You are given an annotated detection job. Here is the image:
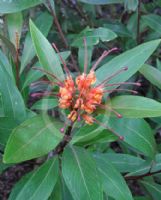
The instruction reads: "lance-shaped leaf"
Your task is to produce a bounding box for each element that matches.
[20,12,53,73]
[107,117,156,158]
[142,14,161,35]
[96,39,161,86]
[72,27,117,47]
[0,0,44,14]
[140,64,161,90]
[9,157,59,200]
[140,181,161,200]
[6,12,23,47]
[0,65,26,121]
[78,0,124,5]
[3,115,63,163]
[30,20,65,81]
[94,154,133,200]
[62,146,103,200]
[107,95,161,118]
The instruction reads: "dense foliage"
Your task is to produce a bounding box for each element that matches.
[1,0,161,199]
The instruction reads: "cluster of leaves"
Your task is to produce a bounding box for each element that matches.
[1,0,161,200]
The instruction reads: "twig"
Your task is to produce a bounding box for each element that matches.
[46,0,79,72]
[53,124,73,155]
[137,0,141,44]
[125,169,161,180]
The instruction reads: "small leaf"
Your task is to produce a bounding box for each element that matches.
[106,117,156,158]
[6,12,23,47]
[3,115,63,163]
[100,153,146,173]
[0,0,44,14]
[9,157,59,200]
[94,154,133,200]
[20,12,53,73]
[124,0,138,11]
[30,19,65,81]
[72,27,117,47]
[62,146,103,200]
[0,49,14,80]
[0,65,26,122]
[140,180,161,200]
[140,64,161,90]
[142,14,161,35]
[78,0,124,5]
[31,98,58,110]
[108,95,161,118]
[96,39,161,86]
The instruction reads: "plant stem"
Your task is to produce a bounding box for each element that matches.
[137,0,141,44]
[125,169,161,180]
[47,0,79,72]
[54,124,73,155]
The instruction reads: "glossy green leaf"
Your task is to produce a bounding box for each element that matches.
[0,0,44,14]
[124,0,138,11]
[30,20,65,81]
[0,49,14,81]
[3,115,63,163]
[140,181,161,200]
[0,33,17,60]
[20,12,53,74]
[31,98,58,110]
[21,66,44,90]
[72,117,117,145]
[62,146,103,200]
[107,95,161,118]
[104,22,131,37]
[6,12,23,47]
[100,153,145,173]
[106,117,156,158]
[78,0,124,4]
[9,157,59,200]
[94,154,133,200]
[142,14,161,35]
[72,27,117,47]
[0,65,26,122]
[140,64,161,90]
[96,39,161,86]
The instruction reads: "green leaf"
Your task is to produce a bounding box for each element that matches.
[107,95,161,118]
[106,117,156,158]
[94,154,133,200]
[0,0,44,14]
[142,14,161,35]
[31,98,58,110]
[6,12,23,47]
[140,64,161,90]
[0,49,14,81]
[78,0,124,5]
[3,115,63,163]
[21,66,44,90]
[96,39,161,86]
[0,33,17,60]
[62,146,103,200]
[30,19,65,81]
[140,180,161,200]
[0,65,26,121]
[72,27,117,47]
[9,157,59,200]
[20,12,53,74]
[100,153,145,173]
[124,0,138,11]
[71,117,116,145]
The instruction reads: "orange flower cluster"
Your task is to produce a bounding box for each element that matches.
[58,70,103,124]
